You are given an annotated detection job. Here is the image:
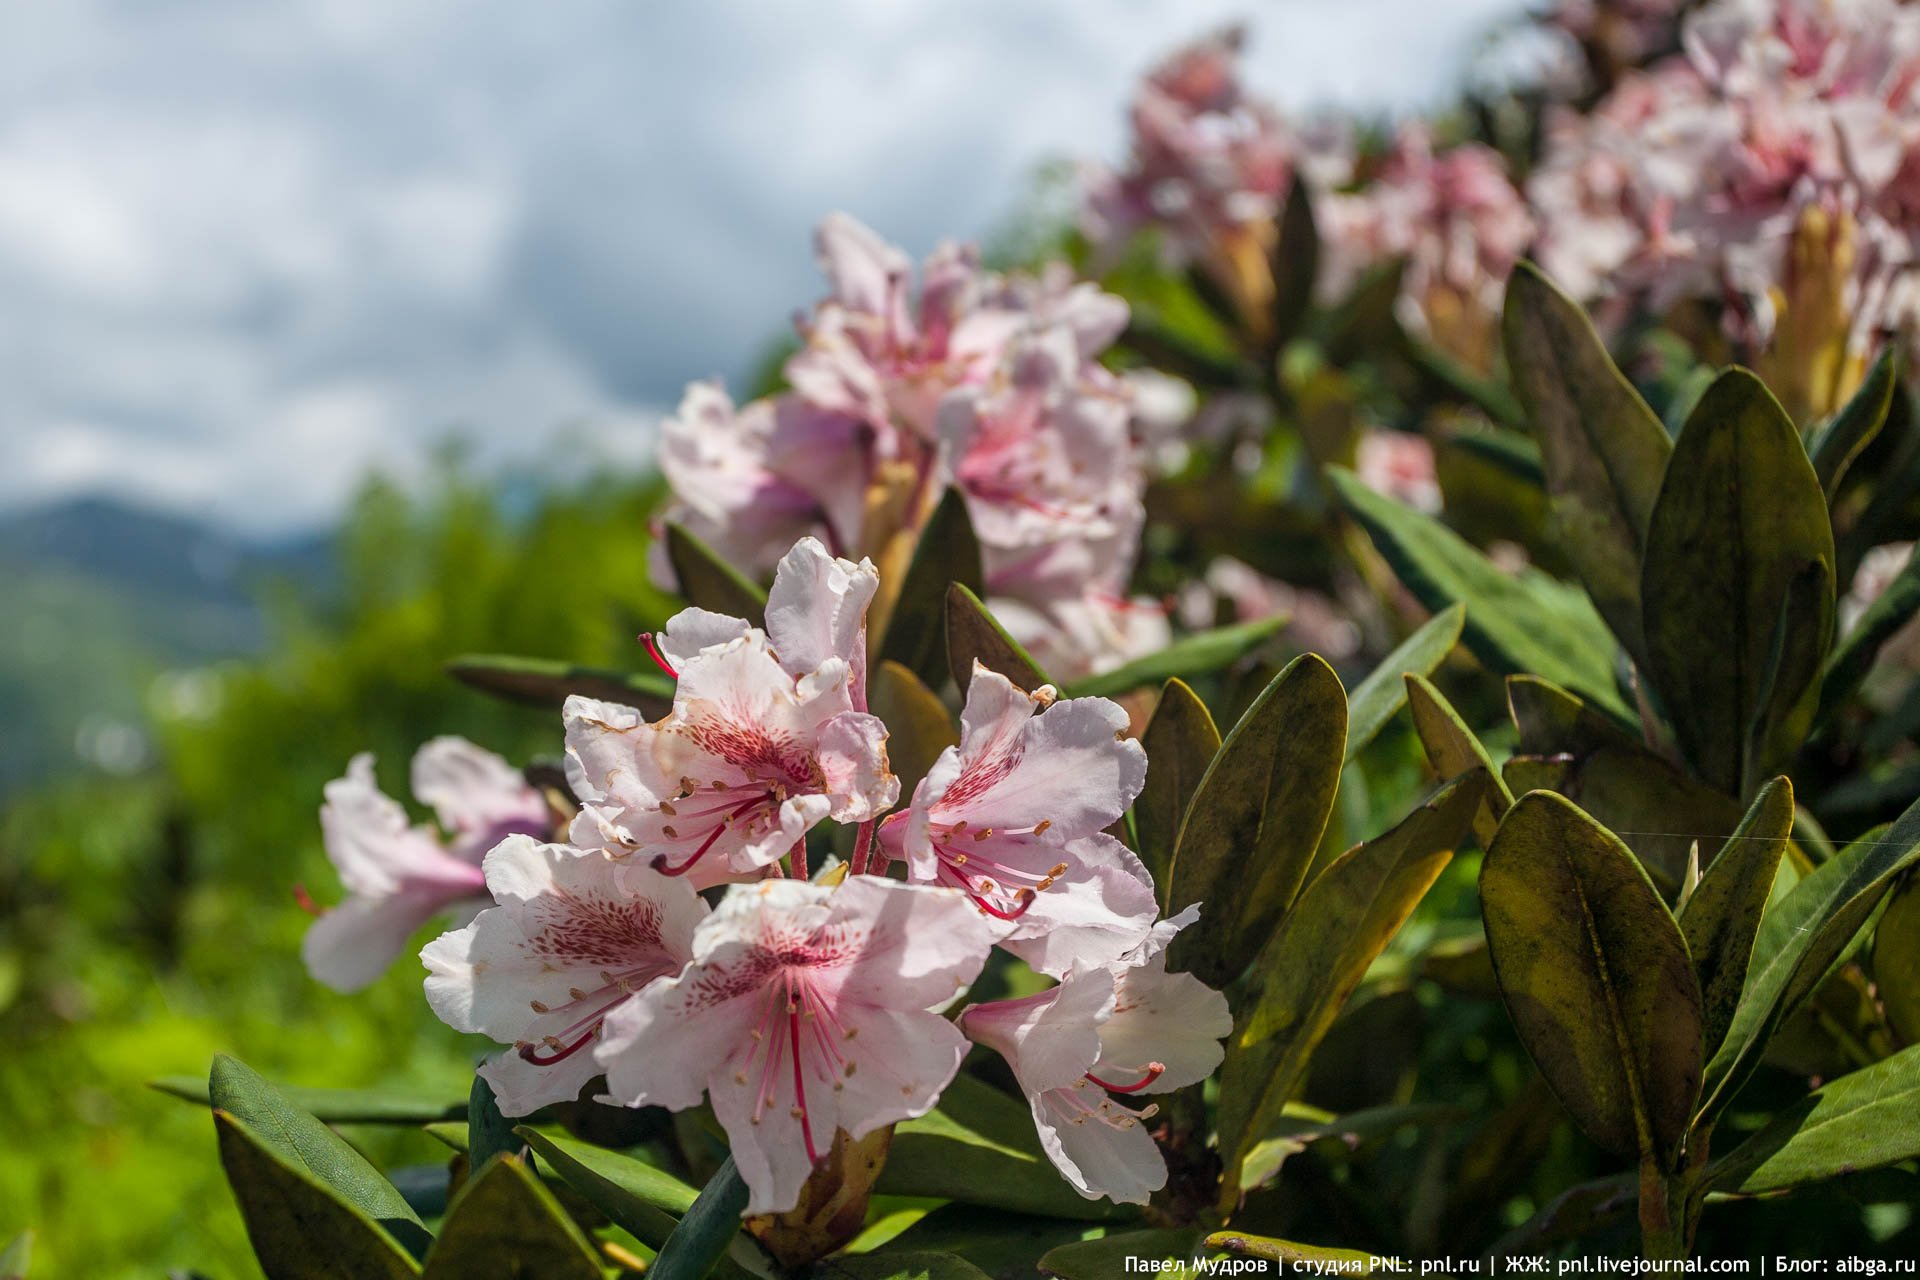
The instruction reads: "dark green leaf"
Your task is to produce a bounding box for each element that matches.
[1810,346,1898,498]
[1641,368,1835,796]
[869,660,958,801]
[1219,773,1484,1189]
[1699,792,1920,1125]
[1679,778,1792,1060]
[877,1206,1095,1280]
[152,1075,465,1125]
[209,1055,431,1257]
[1133,679,1221,893]
[214,1112,421,1279]
[1167,654,1347,985]
[945,584,1048,695]
[445,654,673,715]
[652,1156,753,1280]
[1502,261,1674,668]
[666,521,768,619]
[467,1074,522,1173]
[1480,792,1703,1163]
[1329,466,1628,716]
[1268,174,1319,353]
[1874,874,1920,1045]
[1748,559,1835,782]
[1205,1232,1382,1266]
[1489,1173,1637,1258]
[1407,333,1524,429]
[1821,545,1920,725]
[1708,1043,1920,1194]
[813,1253,996,1280]
[1239,1101,1466,1192]
[422,1155,602,1280]
[1405,673,1513,846]
[1038,1230,1203,1279]
[1063,616,1285,700]
[1343,604,1465,763]
[517,1127,691,1248]
[878,489,983,689]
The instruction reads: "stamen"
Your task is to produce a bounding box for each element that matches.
[638,632,678,678]
[518,1027,598,1066]
[292,884,322,917]
[1086,1062,1166,1094]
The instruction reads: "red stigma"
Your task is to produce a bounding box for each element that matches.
[638,632,679,679]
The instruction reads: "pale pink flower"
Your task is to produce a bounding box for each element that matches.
[303,739,549,993]
[878,665,1156,972]
[957,926,1231,1204]
[1355,428,1443,516]
[567,539,896,890]
[421,836,704,1115]
[597,875,1004,1215]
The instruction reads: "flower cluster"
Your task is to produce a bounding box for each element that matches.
[654,215,1165,680]
[1530,0,1920,417]
[307,538,1227,1215]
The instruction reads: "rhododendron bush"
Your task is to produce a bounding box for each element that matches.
[136,3,1920,1276]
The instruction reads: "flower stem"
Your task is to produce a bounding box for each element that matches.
[849,820,875,877]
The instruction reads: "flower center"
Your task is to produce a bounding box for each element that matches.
[735,968,856,1167]
[516,971,649,1066]
[927,820,1065,921]
[653,787,781,877]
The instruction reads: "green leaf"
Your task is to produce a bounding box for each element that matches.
[1218,772,1484,1189]
[1063,616,1286,700]
[876,1206,1096,1280]
[467,1074,522,1173]
[1205,1232,1382,1266]
[1133,679,1221,894]
[152,1075,465,1124]
[1404,673,1513,846]
[1037,1230,1203,1279]
[1708,1043,1920,1195]
[214,1112,421,1279]
[879,489,983,689]
[209,1055,432,1257]
[869,659,958,801]
[1699,792,1920,1125]
[1503,675,1745,892]
[1810,346,1898,498]
[651,1156,753,1280]
[1641,368,1836,796]
[814,1253,996,1280]
[1,1231,31,1280]
[1821,544,1920,725]
[1407,333,1525,429]
[517,1127,691,1248]
[1342,604,1465,763]
[945,584,1048,695]
[421,1155,602,1280]
[1239,1102,1466,1192]
[1329,466,1628,717]
[666,521,768,619]
[881,1076,1123,1221]
[445,654,674,714]
[1167,654,1347,986]
[1502,261,1673,668]
[1873,874,1920,1045]
[1268,174,1319,353]
[1479,792,1703,1164]
[1678,778,1793,1060]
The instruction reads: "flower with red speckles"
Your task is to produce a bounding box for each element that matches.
[565,538,897,890]
[957,914,1231,1204]
[421,835,705,1115]
[878,664,1158,974]
[596,875,1004,1215]
[303,738,550,993]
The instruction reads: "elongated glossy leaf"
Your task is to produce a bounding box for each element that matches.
[1821,545,1920,725]
[1874,875,1920,1044]
[1489,1173,1637,1258]
[1343,604,1465,763]
[1642,369,1836,796]
[1749,560,1834,782]
[1167,654,1347,985]
[209,1056,431,1257]
[1133,679,1220,893]
[879,1075,1124,1222]
[422,1155,601,1280]
[1269,174,1319,352]
[446,654,673,714]
[945,584,1048,694]
[869,660,957,801]
[1206,1232,1382,1266]
[1480,792,1703,1163]
[1064,615,1286,700]
[652,1157,752,1280]
[517,1127,690,1247]
[1503,261,1673,668]
[1038,1230,1203,1279]
[1811,346,1898,497]
[1679,778,1792,1060]
[214,1112,421,1279]
[153,1075,464,1124]
[816,1254,996,1280]
[1218,772,1483,1189]
[665,521,767,619]
[1239,1101,1465,1192]
[879,488,983,688]
[1699,793,1920,1124]
[1329,466,1627,716]
[1709,1043,1920,1194]
[466,1074,522,1173]
[878,1205,1097,1279]
[1405,673,1513,845]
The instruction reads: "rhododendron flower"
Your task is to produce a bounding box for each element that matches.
[1354,428,1443,516]
[597,875,1004,1214]
[879,665,1157,974]
[421,836,704,1115]
[958,929,1231,1203]
[567,538,897,890]
[304,738,549,993]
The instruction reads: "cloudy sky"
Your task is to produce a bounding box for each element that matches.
[0,0,1528,535]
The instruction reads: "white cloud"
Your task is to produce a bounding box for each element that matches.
[0,0,1524,535]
